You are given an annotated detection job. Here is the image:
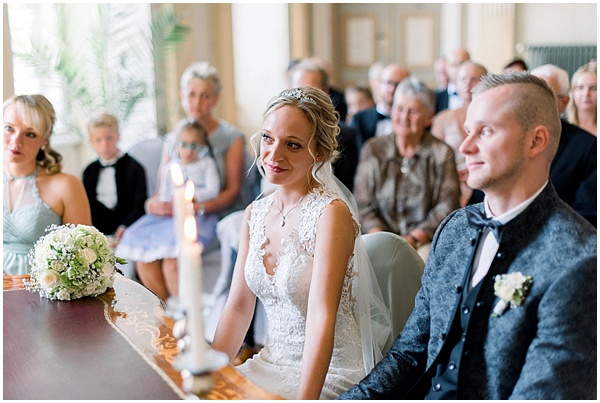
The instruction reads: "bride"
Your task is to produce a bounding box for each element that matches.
[212,87,390,399]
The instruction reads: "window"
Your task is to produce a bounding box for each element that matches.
[7,3,158,150]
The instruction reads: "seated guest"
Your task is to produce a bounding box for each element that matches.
[531,64,597,226]
[353,77,460,261]
[83,112,147,242]
[4,94,91,274]
[290,58,359,191]
[160,61,258,221]
[344,83,375,125]
[503,58,528,73]
[566,62,597,136]
[116,120,220,301]
[435,47,470,114]
[431,61,488,207]
[339,73,597,400]
[351,63,409,148]
[309,55,348,121]
[433,56,449,91]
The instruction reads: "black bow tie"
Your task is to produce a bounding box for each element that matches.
[377,112,389,121]
[100,162,117,169]
[465,205,504,242]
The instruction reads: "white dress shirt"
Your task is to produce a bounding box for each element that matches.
[447,83,463,111]
[96,151,123,210]
[469,182,548,289]
[375,104,393,138]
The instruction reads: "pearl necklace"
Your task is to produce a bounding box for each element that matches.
[275,191,307,227]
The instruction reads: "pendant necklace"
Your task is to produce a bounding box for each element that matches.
[276,191,307,227]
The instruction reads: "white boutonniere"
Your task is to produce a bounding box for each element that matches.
[492,272,533,317]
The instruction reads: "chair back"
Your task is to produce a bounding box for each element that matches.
[362,231,425,353]
[127,138,165,197]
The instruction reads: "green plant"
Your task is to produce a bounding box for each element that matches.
[10,3,189,140]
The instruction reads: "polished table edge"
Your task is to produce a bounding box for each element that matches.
[3,274,283,400]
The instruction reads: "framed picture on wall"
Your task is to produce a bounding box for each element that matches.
[343,14,376,68]
[402,13,436,69]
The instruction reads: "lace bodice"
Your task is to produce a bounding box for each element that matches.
[237,186,365,399]
[3,172,61,274]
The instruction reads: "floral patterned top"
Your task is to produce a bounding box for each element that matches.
[236,186,365,399]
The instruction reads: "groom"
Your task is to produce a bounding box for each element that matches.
[339,73,597,399]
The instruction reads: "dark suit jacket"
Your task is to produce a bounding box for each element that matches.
[329,86,348,123]
[435,88,449,115]
[332,123,359,192]
[351,106,386,149]
[83,153,147,236]
[550,120,597,227]
[339,183,597,399]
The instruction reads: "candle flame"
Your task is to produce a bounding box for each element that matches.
[184,180,195,202]
[170,164,184,187]
[184,215,198,242]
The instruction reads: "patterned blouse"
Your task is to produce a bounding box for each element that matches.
[353,131,460,240]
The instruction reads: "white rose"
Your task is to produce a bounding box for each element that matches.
[505,272,526,288]
[52,261,64,272]
[81,248,97,264]
[102,262,114,279]
[497,285,516,301]
[39,270,60,290]
[56,289,71,300]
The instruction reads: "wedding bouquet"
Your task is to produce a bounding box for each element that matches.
[24,224,127,301]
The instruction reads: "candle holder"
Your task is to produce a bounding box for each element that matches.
[167,297,228,397]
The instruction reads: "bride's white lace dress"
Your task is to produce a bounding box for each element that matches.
[236,186,365,399]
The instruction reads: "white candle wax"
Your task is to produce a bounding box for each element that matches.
[170,164,186,245]
[185,240,207,370]
[182,215,207,370]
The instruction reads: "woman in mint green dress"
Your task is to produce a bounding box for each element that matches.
[3,94,91,274]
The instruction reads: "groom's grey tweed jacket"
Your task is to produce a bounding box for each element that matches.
[339,182,597,399]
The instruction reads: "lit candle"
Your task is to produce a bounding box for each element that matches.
[182,215,207,370]
[170,163,186,245]
[177,179,196,303]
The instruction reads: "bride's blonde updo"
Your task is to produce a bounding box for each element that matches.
[3,94,63,174]
[251,86,340,182]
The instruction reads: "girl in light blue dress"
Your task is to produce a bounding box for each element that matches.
[116,120,220,301]
[3,94,91,274]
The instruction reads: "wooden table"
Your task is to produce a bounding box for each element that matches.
[3,274,282,400]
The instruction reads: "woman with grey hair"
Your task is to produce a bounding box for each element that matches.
[353,76,460,261]
[153,61,255,221]
[212,86,390,399]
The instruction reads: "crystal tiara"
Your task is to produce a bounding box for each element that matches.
[281,88,316,104]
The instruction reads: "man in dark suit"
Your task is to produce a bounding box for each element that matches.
[435,47,470,114]
[531,64,597,226]
[351,63,408,148]
[83,113,147,239]
[290,59,359,191]
[339,73,596,399]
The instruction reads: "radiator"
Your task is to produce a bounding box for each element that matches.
[527,45,597,77]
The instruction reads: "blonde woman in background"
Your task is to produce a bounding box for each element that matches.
[3,94,91,274]
[567,62,597,136]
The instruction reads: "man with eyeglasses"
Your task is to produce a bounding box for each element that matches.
[351,63,409,149]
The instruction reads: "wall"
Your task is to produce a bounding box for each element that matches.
[231,3,290,138]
